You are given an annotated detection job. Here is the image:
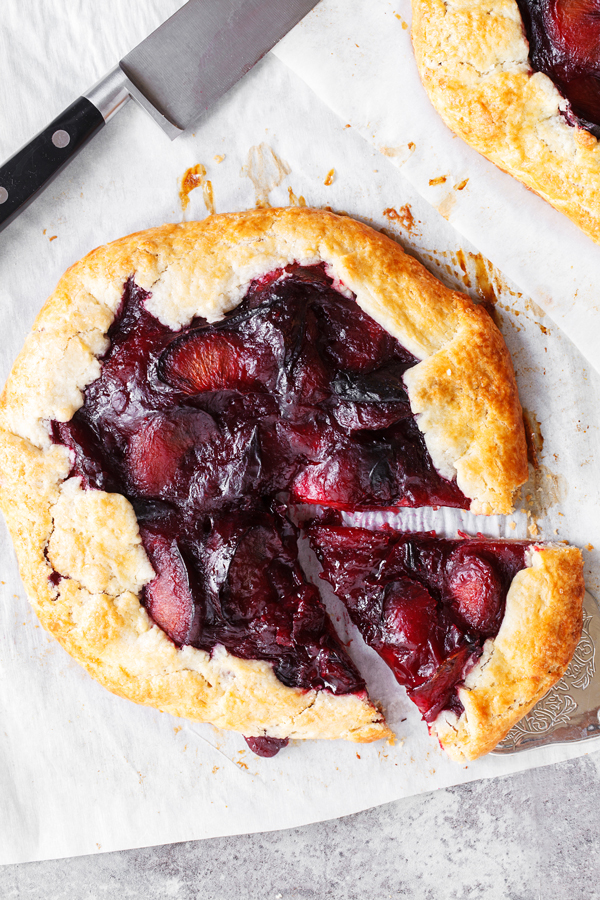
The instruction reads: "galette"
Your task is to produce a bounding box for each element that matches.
[0,208,583,758]
[310,524,583,760]
[411,0,600,243]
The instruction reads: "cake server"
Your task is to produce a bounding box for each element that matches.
[0,0,319,233]
[493,590,600,754]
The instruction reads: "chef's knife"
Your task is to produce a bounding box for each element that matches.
[0,0,319,233]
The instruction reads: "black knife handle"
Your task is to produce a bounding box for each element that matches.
[0,97,105,233]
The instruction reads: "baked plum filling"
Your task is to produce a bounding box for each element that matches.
[53,268,467,514]
[50,266,469,752]
[517,0,600,134]
[139,504,365,694]
[244,736,289,757]
[309,527,528,723]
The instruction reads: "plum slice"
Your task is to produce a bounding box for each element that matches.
[290,444,397,509]
[158,331,277,394]
[127,410,218,499]
[545,0,600,66]
[141,530,203,646]
[310,526,529,723]
[315,291,394,372]
[446,547,503,635]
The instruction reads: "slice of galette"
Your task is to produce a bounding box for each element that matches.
[310,525,585,760]
[411,0,600,243]
[0,207,535,750]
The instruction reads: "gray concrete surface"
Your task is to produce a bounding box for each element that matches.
[2,752,599,899]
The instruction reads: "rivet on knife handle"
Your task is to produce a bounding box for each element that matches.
[0,97,108,234]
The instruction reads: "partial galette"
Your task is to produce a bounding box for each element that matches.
[0,208,584,759]
[411,0,600,243]
[310,525,583,760]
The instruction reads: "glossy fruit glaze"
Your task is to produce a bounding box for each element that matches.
[517,0,600,133]
[244,736,289,757]
[310,526,529,723]
[50,265,469,752]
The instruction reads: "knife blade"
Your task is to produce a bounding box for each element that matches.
[0,0,319,233]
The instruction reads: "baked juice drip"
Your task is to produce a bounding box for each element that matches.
[310,527,528,723]
[517,0,600,135]
[50,265,469,748]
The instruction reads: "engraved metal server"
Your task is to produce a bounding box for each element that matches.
[494,591,600,754]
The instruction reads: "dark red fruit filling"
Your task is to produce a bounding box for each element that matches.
[244,736,289,757]
[517,0,600,133]
[53,268,466,514]
[50,266,469,754]
[134,504,366,695]
[309,527,528,723]
[141,531,203,646]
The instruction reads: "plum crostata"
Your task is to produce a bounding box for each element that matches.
[310,524,583,760]
[411,0,600,243]
[0,208,584,760]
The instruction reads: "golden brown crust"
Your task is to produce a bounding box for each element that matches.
[411,0,600,243]
[0,209,527,746]
[403,300,526,514]
[432,545,585,760]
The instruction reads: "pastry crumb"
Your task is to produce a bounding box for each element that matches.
[509,521,516,530]
[528,523,540,537]
[575,129,596,150]
[49,235,57,241]
[324,168,335,186]
[455,178,469,191]
[586,543,595,551]
[429,175,447,186]
[214,154,225,163]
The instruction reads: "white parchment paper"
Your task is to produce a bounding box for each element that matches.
[1,0,600,865]
[273,0,600,373]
